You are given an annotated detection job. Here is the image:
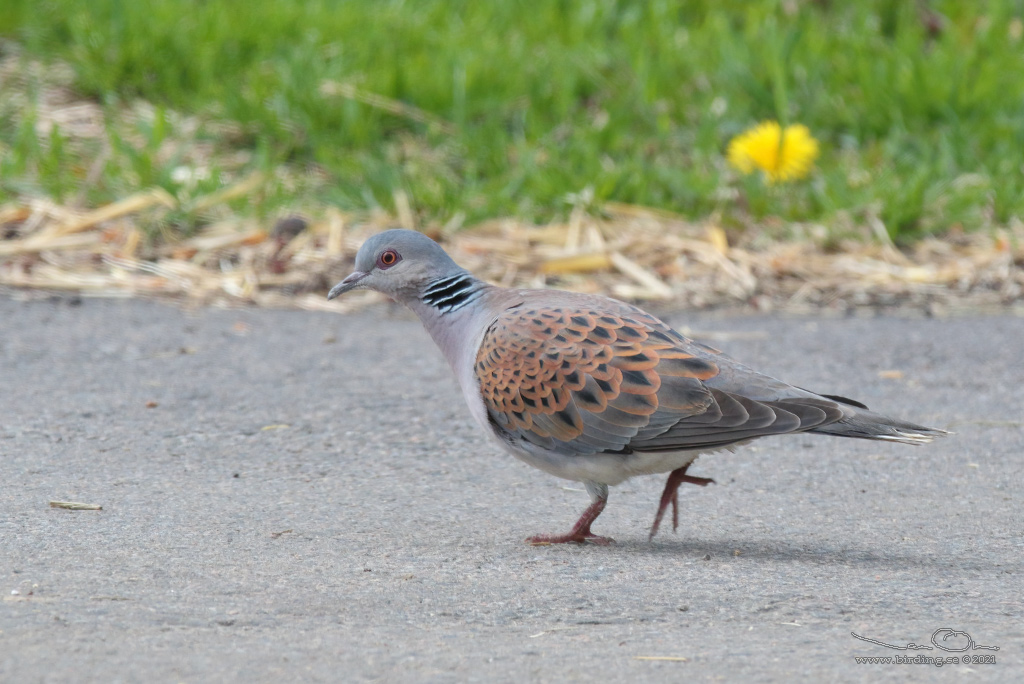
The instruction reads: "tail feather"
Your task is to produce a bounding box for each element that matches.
[809,408,949,445]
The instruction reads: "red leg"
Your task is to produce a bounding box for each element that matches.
[528,484,612,545]
[648,464,715,540]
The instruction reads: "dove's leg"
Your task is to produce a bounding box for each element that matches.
[648,464,715,540]
[527,482,612,545]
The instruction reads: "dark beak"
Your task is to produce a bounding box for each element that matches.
[327,271,368,300]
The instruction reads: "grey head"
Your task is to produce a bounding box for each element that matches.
[327,229,479,311]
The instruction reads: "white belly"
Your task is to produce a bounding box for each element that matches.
[494,437,706,486]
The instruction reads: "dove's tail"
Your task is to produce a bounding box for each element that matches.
[808,394,949,445]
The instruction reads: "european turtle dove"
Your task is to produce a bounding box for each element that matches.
[328,229,946,544]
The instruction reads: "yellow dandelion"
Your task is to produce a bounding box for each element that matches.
[727,121,819,183]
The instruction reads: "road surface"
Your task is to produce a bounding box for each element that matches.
[1,295,1021,682]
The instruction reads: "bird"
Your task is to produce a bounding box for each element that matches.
[328,229,947,544]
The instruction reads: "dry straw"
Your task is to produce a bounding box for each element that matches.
[1,192,1022,315]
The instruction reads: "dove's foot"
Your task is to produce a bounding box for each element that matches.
[649,465,715,540]
[527,532,613,546]
[527,496,612,545]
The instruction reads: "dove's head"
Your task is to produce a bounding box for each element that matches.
[327,229,466,302]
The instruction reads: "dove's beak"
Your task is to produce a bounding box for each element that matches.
[327,271,368,300]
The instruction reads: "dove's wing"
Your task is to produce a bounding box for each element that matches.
[475,296,843,456]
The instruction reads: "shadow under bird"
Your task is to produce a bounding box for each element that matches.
[328,229,947,544]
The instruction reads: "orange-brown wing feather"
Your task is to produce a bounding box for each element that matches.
[475,303,718,455]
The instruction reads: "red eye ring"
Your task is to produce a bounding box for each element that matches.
[377,248,401,269]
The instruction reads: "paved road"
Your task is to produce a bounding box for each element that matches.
[1,295,1021,682]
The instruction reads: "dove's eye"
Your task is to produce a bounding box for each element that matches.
[377,249,401,269]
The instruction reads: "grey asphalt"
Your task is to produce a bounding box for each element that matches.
[1,295,1021,683]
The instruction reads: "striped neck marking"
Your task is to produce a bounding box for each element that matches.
[421,273,482,313]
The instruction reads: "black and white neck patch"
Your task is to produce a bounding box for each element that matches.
[421,273,484,313]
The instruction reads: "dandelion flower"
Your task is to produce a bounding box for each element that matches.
[727,121,819,183]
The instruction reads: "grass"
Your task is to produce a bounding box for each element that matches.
[1,0,1023,242]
